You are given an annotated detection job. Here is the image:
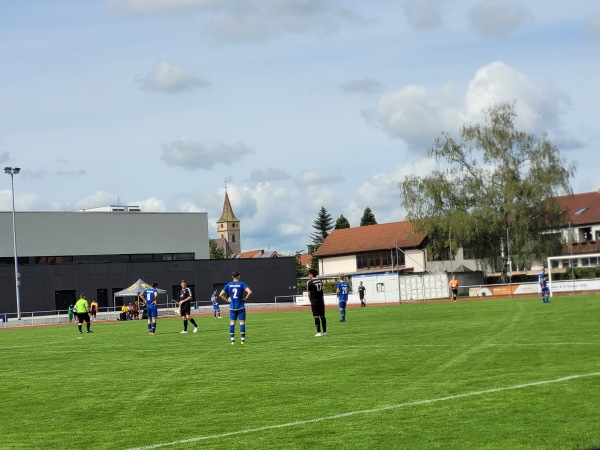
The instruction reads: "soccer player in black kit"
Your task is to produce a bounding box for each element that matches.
[179,280,199,333]
[307,268,327,337]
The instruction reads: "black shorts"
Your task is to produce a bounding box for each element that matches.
[77,312,90,323]
[180,303,191,316]
[310,300,325,317]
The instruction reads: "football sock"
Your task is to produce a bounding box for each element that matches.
[148,323,152,331]
[340,310,346,321]
[240,324,246,342]
[151,323,156,333]
[183,319,188,331]
[230,324,235,342]
[314,317,321,333]
[190,318,198,328]
[78,325,82,333]
[321,316,327,333]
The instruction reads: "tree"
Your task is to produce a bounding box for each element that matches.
[310,207,334,247]
[309,207,334,270]
[399,102,575,273]
[209,239,226,259]
[335,214,350,229]
[360,207,377,226]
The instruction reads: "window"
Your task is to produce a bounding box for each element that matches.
[232,234,236,243]
[130,254,153,263]
[574,207,588,215]
[582,258,590,267]
[551,260,559,269]
[356,251,402,270]
[462,247,475,260]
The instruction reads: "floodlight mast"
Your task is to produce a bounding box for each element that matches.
[5,167,22,320]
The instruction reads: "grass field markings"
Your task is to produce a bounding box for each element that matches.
[125,371,600,450]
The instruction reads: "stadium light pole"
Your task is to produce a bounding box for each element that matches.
[4,167,22,320]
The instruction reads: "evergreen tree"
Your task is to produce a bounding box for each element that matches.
[360,207,377,226]
[310,206,334,247]
[335,214,351,229]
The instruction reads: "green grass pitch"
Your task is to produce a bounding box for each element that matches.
[2,295,600,449]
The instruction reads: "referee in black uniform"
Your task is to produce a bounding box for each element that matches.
[307,268,327,337]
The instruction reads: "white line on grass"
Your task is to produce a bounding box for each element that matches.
[126,372,600,450]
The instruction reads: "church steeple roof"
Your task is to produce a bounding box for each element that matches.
[218,191,239,223]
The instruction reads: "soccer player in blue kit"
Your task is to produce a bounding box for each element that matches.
[139,281,159,335]
[220,271,252,345]
[336,275,349,322]
[538,268,550,303]
[211,288,222,318]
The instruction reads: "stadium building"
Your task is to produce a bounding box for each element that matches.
[0,198,296,316]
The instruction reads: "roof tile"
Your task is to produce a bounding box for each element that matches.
[314,221,427,257]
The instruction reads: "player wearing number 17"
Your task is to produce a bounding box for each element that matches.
[336,275,349,322]
[220,271,252,345]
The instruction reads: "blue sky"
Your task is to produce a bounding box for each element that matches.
[1,0,599,254]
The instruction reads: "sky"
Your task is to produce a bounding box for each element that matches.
[1,0,599,255]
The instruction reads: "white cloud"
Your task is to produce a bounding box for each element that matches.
[109,0,218,14]
[209,0,365,41]
[403,0,443,29]
[295,171,344,186]
[161,137,254,169]
[373,61,572,153]
[0,190,57,211]
[340,76,383,94]
[587,13,600,37]
[73,191,119,210]
[464,61,570,135]
[137,60,210,93]
[248,167,290,182]
[468,0,532,38]
[132,197,167,212]
[372,83,463,152]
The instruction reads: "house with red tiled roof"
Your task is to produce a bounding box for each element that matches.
[230,249,281,259]
[313,221,428,276]
[551,191,600,269]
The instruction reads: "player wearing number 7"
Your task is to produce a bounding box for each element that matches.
[220,271,252,345]
[336,275,349,322]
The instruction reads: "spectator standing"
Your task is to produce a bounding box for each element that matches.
[90,299,99,321]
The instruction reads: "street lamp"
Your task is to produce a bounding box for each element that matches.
[4,167,21,320]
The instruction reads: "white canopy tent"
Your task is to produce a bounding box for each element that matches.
[113,279,168,312]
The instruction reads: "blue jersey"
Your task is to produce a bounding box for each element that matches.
[337,281,349,301]
[141,288,158,307]
[222,281,249,311]
[538,272,545,288]
[211,292,218,306]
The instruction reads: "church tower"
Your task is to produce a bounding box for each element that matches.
[216,191,241,255]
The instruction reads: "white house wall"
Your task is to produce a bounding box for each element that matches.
[404,249,426,272]
[320,255,356,276]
